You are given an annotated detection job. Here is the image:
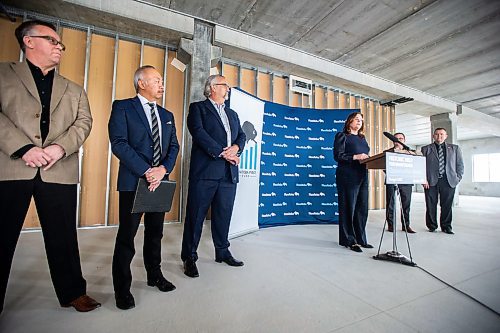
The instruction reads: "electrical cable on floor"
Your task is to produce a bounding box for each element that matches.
[416,265,500,317]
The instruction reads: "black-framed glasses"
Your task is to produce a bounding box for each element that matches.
[28,35,66,51]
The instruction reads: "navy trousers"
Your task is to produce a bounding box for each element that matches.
[181,176,237,262]
[336,167,369,247]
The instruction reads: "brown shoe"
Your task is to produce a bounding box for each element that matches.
[403,226,416,233]
[63,295,101,312]
[387,224,393,232]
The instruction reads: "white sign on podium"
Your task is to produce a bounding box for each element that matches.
[385,152,426,185]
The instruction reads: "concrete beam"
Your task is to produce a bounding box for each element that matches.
[458,106,500,138]
[214,25,458,111]
[214,25,500,139]
[64,0,194,35]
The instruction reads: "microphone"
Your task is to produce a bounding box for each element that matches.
[383,132,412,151]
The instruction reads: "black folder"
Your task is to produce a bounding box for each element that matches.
[131,178,176,213]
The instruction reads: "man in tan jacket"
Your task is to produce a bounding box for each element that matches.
[0,20,99,313]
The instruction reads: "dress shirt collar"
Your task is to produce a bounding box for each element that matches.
[209,97,225,111]
[137,93,156,108]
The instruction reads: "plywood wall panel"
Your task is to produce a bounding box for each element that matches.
[79,34,115,226]
[314,87,325,109]
[338,92,347,109]
[257,72,271,101]
[107,40,141,225]
[327,90,335,109]
[273,76,287,105]
[59,28,86,86]
[0,17,21,62]
[222,64,238,87]
[240,68,256,95]
[164,50,185,221]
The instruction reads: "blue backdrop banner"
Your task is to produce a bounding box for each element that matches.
[258,101,354,228]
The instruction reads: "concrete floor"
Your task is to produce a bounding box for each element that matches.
[1,193,499,332]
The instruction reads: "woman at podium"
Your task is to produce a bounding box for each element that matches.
[333,112,373,252]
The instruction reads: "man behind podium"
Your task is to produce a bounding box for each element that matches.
[108,65,179,310]
[0,20,99,313]
[181,75,246,278]
[385,132,416,233]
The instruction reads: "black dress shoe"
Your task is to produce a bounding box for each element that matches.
[215,256,244,267]
[404,226,417,233]
[183,260,199,278]
[147,275,176,292]
[115,292,135,310]
[387,225,393,232]
[428,228,436,232]
[442,229,454,234]
[349,244,362,252]
[360,243,374,248]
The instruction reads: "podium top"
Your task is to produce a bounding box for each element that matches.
[360,149,421,170]
[360,152,386,169]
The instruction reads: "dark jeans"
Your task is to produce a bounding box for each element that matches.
[424,177,456,231]
[0,176,86,313]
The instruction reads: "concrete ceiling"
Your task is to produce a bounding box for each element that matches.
[3,0,500,145]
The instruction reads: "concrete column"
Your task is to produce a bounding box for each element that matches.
[430,112,460,205]
[178,19,222,220]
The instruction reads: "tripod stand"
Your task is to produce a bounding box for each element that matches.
[373,184,416,266]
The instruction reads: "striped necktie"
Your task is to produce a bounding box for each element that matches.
[216,103,231,146]
[438,144,445,177]
[148,102,161,167]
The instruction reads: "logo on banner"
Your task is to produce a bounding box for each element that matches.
[240,121,259,172]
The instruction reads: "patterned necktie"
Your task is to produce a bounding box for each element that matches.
[148,102,161,167]
[438,144,445,177]
[216,103,232,146]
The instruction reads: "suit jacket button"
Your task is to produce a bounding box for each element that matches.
[35,135,41,139]
[35,113,40,118]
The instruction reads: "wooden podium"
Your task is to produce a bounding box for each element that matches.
[360,151,388,170]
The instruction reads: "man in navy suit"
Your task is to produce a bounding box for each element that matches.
[421,128,464,234]
[108,65,179,310]
[181,75,246,278]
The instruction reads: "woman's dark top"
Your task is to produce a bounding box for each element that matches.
[333,132,370,178]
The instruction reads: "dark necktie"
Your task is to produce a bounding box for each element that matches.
[438,144,445,177]
[148,102,161,167]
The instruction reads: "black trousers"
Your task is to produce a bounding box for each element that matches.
[0,175,86,313]
[385,184,412,227]
[424,177,456,231]
[112,191,165,296]
[336,168,369,247]
[181,177,236,262]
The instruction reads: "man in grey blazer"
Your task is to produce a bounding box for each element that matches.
[421,128,464,234]
[0,20,99,313]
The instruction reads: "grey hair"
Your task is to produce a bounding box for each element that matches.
[133,65,156,92]
[203,75,224,98]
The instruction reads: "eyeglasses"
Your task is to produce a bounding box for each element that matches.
[29,35,66,51]
[213,83,230,89]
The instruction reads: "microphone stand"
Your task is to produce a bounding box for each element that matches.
[373,148,417,267]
